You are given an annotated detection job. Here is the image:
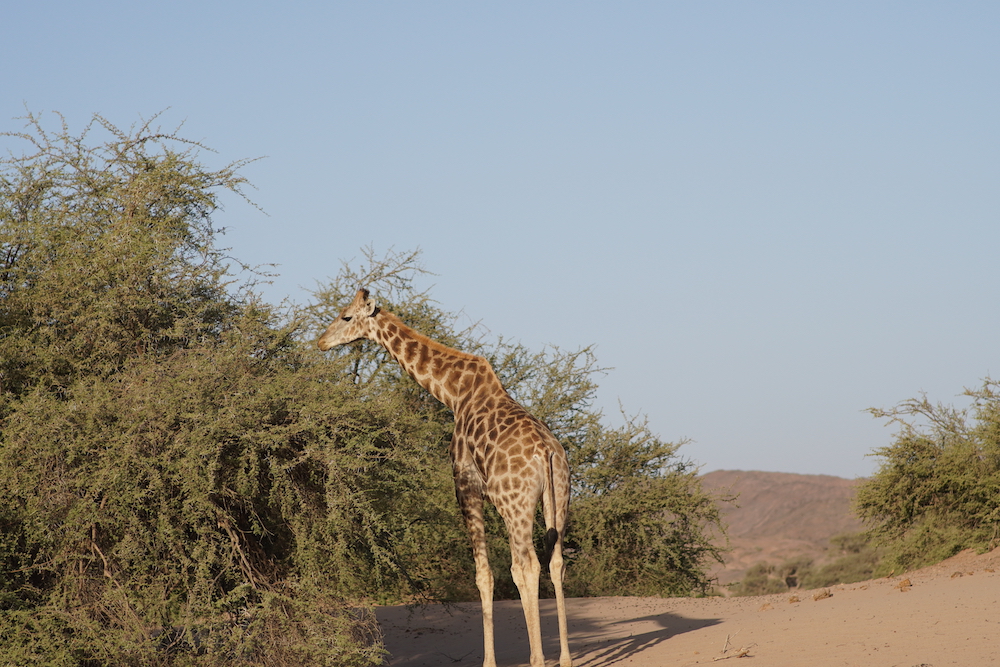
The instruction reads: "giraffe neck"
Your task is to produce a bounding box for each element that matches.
[369,311,495,412]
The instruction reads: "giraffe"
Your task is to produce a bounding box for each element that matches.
[318,288,572,667]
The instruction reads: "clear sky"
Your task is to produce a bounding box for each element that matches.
[5,2,997,479]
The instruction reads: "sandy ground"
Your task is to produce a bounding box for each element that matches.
[376,547,1000,666]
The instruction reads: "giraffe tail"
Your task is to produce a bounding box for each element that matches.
[542,451,560,566]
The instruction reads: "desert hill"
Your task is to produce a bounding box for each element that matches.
[699,470,864,587]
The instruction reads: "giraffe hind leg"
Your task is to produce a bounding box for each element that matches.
[455,471,496,667]
[506,511,545,667]
[543,453,573,667]
[548,527,572,667]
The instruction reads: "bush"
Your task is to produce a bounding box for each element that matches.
[0,112,387,665]
[729,533,883,596]
[799,532,882,588]
[729,563,790,596]
[856,381,1000,572]
[564,415,725,597]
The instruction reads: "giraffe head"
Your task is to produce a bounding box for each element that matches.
[317,288,380,350]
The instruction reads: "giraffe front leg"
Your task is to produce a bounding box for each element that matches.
[476,547,496,667]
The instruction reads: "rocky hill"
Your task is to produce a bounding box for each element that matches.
[699,470,865,587]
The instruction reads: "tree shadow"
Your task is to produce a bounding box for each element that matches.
[376,598,720,666]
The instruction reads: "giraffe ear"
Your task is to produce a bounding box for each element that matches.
[361,291,378,317]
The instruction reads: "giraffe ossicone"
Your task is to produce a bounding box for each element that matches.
[318,288,573,667]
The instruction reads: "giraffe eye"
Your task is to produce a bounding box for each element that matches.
[342,316,352,322]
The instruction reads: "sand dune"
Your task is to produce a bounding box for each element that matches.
[376,546,1000,666]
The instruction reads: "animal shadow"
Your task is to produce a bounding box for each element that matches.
[376,598,719,667]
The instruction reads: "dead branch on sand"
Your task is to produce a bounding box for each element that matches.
[714,631,755,661]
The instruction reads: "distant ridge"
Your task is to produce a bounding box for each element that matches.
[699,470,864,587]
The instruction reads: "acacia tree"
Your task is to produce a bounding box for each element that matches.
[0,113,397,666]
[856,380,1000,572]
[0,112,256,397]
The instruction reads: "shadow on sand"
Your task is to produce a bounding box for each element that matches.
[570,608,720,666]
[376,598,720,667]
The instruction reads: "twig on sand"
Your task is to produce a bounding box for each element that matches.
[715,631,754,660]
[713,644,755,661]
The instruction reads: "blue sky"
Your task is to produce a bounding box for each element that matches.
[5,2,998,478]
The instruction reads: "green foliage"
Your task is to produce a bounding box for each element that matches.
[856,381,1000,572]
[798,532,882,589]
[565,416,725,596]
[0,113,731,664]
[0,111,253,397]
[0,112,386,665]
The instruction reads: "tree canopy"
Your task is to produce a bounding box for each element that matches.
[0,112,728,666]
